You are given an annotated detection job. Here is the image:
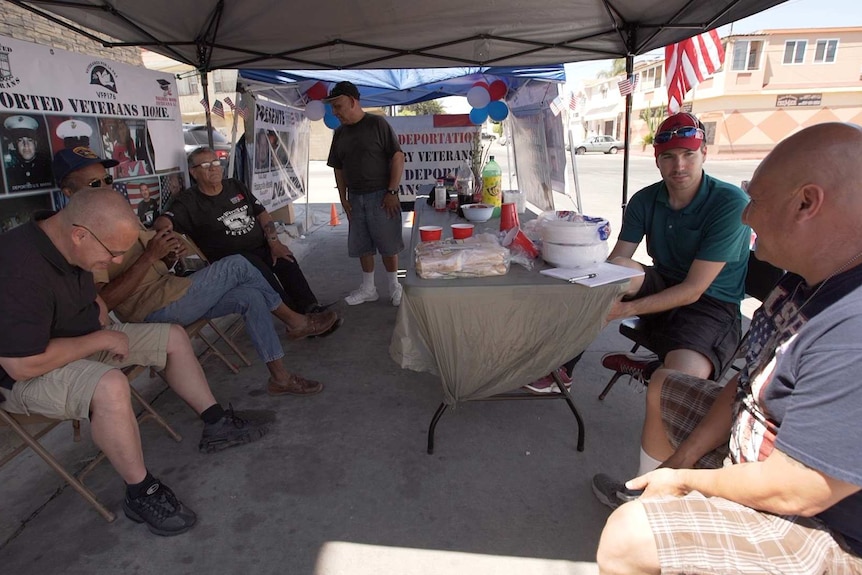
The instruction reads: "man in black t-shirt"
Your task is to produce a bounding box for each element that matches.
[326,81,405,307]
[0,188,268,536]
[135,182,160,227]
[157,148,336,327]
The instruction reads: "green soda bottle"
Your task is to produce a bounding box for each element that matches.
[481,156,503,217]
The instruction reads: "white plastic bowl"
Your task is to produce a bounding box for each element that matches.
[461,203,494,223]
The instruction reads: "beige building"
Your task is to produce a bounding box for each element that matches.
[580,26,862,156]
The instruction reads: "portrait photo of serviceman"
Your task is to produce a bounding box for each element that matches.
[2,114,54,193]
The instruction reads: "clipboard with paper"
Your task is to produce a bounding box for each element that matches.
[540,261,644,287]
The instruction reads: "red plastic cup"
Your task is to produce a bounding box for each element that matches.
[451,223,474,239]
[503,227,539,258]
[499,202,520,232]
[419,226,442,241]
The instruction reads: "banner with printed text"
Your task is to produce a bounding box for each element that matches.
[248,98,308,212]
[386,115,479,201]
[0,34,185,230]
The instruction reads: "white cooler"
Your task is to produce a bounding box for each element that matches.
[540,217,610,268]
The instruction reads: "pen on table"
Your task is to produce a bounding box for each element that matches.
[568,273,597,283]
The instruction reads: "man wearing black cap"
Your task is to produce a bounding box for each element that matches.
[3,114,54,192]
[53,145,119,196]
[592,112,751,508]
[325,81,406,307]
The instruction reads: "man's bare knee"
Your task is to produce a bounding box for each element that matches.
[597,502,659,575]
[91,369,132,411]
[166,323,192,352]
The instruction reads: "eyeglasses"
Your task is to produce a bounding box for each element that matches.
[72,224,125,258]
[654,126,704,144]
[86,174,114,188]
[191,159,222,169]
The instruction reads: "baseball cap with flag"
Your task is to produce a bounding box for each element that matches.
[653,113,706,156]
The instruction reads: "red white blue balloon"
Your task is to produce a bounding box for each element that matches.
[466,85,491,109]
[305,100,325,121]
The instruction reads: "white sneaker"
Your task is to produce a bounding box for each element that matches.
[345,286,379,305]
[390,283,403,306]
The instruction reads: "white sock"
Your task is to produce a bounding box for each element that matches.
[387,271,399,291]
[637,447,662,476]
[361,272,375,291]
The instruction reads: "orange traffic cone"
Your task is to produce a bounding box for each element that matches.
[330,203,340,226]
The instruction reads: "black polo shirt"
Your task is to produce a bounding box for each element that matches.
[0,215,100,389]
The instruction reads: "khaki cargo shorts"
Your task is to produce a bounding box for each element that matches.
[2,323,171,420]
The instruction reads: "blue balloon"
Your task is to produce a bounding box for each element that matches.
[487,100,509,122]
[324,113,341,129]
[469,107,489,125]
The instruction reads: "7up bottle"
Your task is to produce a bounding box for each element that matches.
[481,156,502,217]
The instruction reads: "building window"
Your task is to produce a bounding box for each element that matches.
[212,70,233,93]
[814,39,838,63]
[731,40,761,71]
[783,40,807,64]
[638,66,662,90]
[176,74,199,96]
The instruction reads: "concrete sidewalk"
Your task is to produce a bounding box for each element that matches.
[0,201,652,574]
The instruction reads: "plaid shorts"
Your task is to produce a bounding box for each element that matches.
[660,371,728,469]
[643,492,862,574]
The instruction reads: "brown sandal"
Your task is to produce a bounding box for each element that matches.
[267,374,324,396]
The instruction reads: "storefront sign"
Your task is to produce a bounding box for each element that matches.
[776,93,822,107]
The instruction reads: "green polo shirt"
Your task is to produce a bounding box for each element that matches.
[619,172,750,303]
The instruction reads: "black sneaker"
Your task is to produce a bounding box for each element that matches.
[591,473,627,510]
[199,406,269,454]
[123,480,197,536]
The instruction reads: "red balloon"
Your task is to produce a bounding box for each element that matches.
[306,81,328,101]
[488,80,507,101]
[472,81,490,90]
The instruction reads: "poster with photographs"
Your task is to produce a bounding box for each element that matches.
[249,99,309,212]
[0,34,185,232]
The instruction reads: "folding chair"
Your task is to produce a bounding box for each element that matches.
[0,364,182,522]
[599,251,784,399]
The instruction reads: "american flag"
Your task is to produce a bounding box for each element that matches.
[199,97,209,112]
[225,97,249,119]
[211,99,225,118]
[568,93,578,111]
[114,181,160,207]
[665,30,725,114]
[617,75,638,96]
[549,95,563,116]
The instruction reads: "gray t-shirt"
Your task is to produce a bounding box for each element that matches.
[731,266,862,554]
[326,113,401,195]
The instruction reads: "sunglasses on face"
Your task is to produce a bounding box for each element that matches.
[192,159,222,169]
[87,174,114,188]
[654,126,705,144]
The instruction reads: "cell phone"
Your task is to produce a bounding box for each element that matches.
[616,487,644,502]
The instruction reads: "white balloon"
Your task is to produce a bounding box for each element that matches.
[466,85,491,109]
[305,100,325,121]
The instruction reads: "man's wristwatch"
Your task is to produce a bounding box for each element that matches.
[387,189,399,196]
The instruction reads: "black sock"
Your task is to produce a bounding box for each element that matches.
[126,471,158,499]
[200,403,225,425]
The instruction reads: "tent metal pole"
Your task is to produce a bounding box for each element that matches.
[200,70,215,150]
[621,52,635,217]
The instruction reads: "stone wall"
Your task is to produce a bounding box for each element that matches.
[0,3,143,66]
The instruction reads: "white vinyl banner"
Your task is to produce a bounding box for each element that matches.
[249,99,308,212]
[0,35,185,227]
[386,115,479,201]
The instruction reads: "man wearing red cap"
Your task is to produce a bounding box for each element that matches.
[592,113,750,506]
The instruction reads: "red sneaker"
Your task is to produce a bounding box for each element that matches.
[522,367,573,394]
[600,353,661,384]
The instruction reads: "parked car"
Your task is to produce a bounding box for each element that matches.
[183,124,231,161]
[573,135,624,155]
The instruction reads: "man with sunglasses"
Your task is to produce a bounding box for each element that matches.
[592,113,750,506]
[52,147,337,397]
[0,187,269,536]
[156,148,337,329]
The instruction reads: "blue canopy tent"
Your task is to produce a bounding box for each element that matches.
[238,66,565,108]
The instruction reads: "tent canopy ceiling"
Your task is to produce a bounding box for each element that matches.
[238,66,566,108]
[13,0,788,71]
